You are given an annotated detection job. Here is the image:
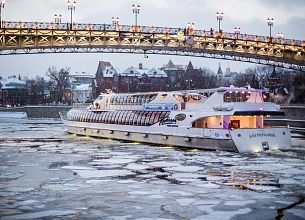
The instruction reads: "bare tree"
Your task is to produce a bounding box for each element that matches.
[47,66,70,103]
[201,67,218,89]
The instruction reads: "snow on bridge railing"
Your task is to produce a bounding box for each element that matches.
[1,21,304,46]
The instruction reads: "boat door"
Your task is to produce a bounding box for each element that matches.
[230,120,240,129]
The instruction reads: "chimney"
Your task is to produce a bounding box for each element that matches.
[139,63,143,69]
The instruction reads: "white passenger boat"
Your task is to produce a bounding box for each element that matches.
[61,86,291,153]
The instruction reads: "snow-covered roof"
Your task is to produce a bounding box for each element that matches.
[0,76,26,89]
[147,68,167,77]
[120,67,146,77]
[74,84,92,91]
[70,72,93,77]
[103,65,118,78]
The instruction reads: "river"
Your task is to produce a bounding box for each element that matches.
[0,118,304,219]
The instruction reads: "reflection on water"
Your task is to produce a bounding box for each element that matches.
[0,118,304,220]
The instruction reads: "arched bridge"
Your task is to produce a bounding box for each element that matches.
[0,21,304,71]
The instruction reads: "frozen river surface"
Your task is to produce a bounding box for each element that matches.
[0,118,304,220]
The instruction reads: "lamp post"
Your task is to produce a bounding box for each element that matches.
[112,16,119,30]
[267,17,274,40]
[132,4,140,26]
[187,22,195,35]
[216,11,224,32]
[54,14,62,24]
[234,27,240,38]
[0,0,5,29]
[67,0,76,30]
[277,32,283,39]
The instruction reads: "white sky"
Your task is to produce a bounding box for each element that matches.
[0,0,305,78]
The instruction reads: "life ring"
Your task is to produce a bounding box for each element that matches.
[174,104,178,110]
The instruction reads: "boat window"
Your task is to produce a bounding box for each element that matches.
[151,111,161,124]
[223,91,251,102]
[109,111,117,124]
[87,112,91,122]
[75,111,79,121]
[93,112,97,122]
[102,111,108,123]
[113,111,120,123]
[103,112,110,123]
[97,112,101,122]
[81,111,86,122]
[117,111,125,124]
[173,94,184,103]
[159,111,170,122]
[145,111,154,126]
[82,111,87,121]
[149,94,158,102]
[79,111,83,121]
[132,111,140,125]
[119,111,128,124]
[143,95,148,104]
[88,112,93,122]
[122,96,128,105]
[262,92,270,102]
[138,95,143,105]
[80,111,85,121]
[160,94,167,99]
[126,96,132,105]
[136,111,145,125]
[91,112,95,122]
[140,111,148,126]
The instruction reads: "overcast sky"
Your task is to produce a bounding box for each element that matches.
[1,0,305,78]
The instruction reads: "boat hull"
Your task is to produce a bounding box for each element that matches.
[63,120,292,153]
[229,128,291,153]
[63,120,238,152]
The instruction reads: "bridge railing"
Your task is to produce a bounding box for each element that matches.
[1,21,304,46]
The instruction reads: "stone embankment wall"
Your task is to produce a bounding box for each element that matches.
[265,105,305,134]
[0,106,73,118]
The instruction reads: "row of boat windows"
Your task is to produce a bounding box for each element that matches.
[97,94,158,105]
[67,110,170,126]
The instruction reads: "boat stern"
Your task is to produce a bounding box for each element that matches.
[229,127,291,153]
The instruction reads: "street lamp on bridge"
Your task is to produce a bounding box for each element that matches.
[67,0,76,30]
[216,11,224,32]
[132,4,140,26]
[234,27,241,38]
[0,0,5,29]
[54,14,62,24]
[277,32,284,39]
[112,16,120,30]
[267,17,274,40]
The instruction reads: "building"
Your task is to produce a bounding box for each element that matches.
[72,84,93,103]
[0,75,27,107]
[94,62,168,96]
[69,72,94,103]
[161,59,186,90]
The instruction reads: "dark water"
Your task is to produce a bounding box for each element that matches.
[0,118,304,219]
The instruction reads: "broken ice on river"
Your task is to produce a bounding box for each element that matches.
[0,118,305,219]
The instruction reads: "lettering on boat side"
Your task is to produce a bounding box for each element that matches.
[249,133,276,138]
[159,118,177,126]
